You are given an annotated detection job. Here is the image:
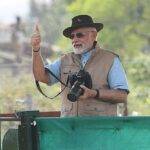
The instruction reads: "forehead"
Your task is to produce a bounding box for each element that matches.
[71,27,96,33]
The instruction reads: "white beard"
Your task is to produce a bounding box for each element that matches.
[73,43,93,54]
[73,47,88,54]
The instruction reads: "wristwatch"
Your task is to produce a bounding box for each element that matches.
[32,48,40,52]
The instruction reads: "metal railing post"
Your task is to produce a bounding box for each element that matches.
[17,111,39,150]
[0,121,1,150]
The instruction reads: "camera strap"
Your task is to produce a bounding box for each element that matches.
[35,41,97,99]
[35,68,69,99]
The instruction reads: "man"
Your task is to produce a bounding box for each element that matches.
[31,15,129,117]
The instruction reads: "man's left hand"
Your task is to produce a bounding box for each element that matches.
[79,85,97,100]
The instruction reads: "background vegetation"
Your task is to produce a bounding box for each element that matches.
[0,0,149,115]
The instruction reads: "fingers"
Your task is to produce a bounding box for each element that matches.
[31,23,41,49]
[79,85,97,99]
[31,37,41,47]
[79,85,88,99]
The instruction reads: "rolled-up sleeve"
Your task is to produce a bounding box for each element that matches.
[108,57,129,93]
[44,58,61,85]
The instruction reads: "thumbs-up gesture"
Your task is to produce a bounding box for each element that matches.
[31,24,41,51]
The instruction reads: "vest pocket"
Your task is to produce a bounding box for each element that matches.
[61,103,73,113]
[63,68,71,74]
[84,102,106,112]
[61,66,78,85]
[79,100,116,113]
[62,66,78,74]
[78,100,105,112]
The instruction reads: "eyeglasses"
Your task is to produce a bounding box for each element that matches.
[70,31,95,39]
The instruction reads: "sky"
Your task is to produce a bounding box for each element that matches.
[0,0,52,24]
[0,0,30,23]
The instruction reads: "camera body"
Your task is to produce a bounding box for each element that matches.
[67,69,92,102]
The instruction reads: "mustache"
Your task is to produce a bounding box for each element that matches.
[73,43,82,48]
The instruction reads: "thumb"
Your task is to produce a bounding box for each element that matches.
[80,85,87,89]
[35,24,39,32]
[33,23,40,34]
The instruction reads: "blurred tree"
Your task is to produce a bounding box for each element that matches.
[67,0,150,55]
[125,54,150,115]
[64,0,150,115]
[29,0,40,18]
[24,0,150,115]
[29,0,71,44]
[0,73,60,113]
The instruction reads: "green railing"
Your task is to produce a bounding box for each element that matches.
[0,111,60,150]
[1,111,150,150]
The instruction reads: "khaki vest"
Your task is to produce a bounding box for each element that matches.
[60,44,123,117]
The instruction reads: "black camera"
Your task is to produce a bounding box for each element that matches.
[67,69,92,102]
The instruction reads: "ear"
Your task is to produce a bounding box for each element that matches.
[92,31,97,40]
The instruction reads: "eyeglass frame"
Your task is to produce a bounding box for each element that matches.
[70,30,96,39]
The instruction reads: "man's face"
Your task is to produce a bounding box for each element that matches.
[70,27,97,54]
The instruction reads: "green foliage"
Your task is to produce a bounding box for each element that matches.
[67,0,150,54]
[124,53,150,115]
[126,55,150,84]
[1,0,149,115]
[29,0,71,44]
[65,0,150,115]
[0,72,60,113]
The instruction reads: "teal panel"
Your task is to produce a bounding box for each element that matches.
[36,116,150,150]
[2,129,18,150]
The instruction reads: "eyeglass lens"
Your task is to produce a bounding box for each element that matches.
[70,32,85,39]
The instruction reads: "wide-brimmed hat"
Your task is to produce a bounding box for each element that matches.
[63,15,103,38]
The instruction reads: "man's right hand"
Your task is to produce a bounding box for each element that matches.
[31,24,41,51]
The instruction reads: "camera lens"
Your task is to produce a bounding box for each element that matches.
[67,82,84,102]
[67,93,77,102]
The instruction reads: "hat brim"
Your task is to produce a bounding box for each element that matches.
[63,23,103,38]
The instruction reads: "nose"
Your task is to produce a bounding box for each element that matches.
[72,39,77,46]
[72,35,79,43]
